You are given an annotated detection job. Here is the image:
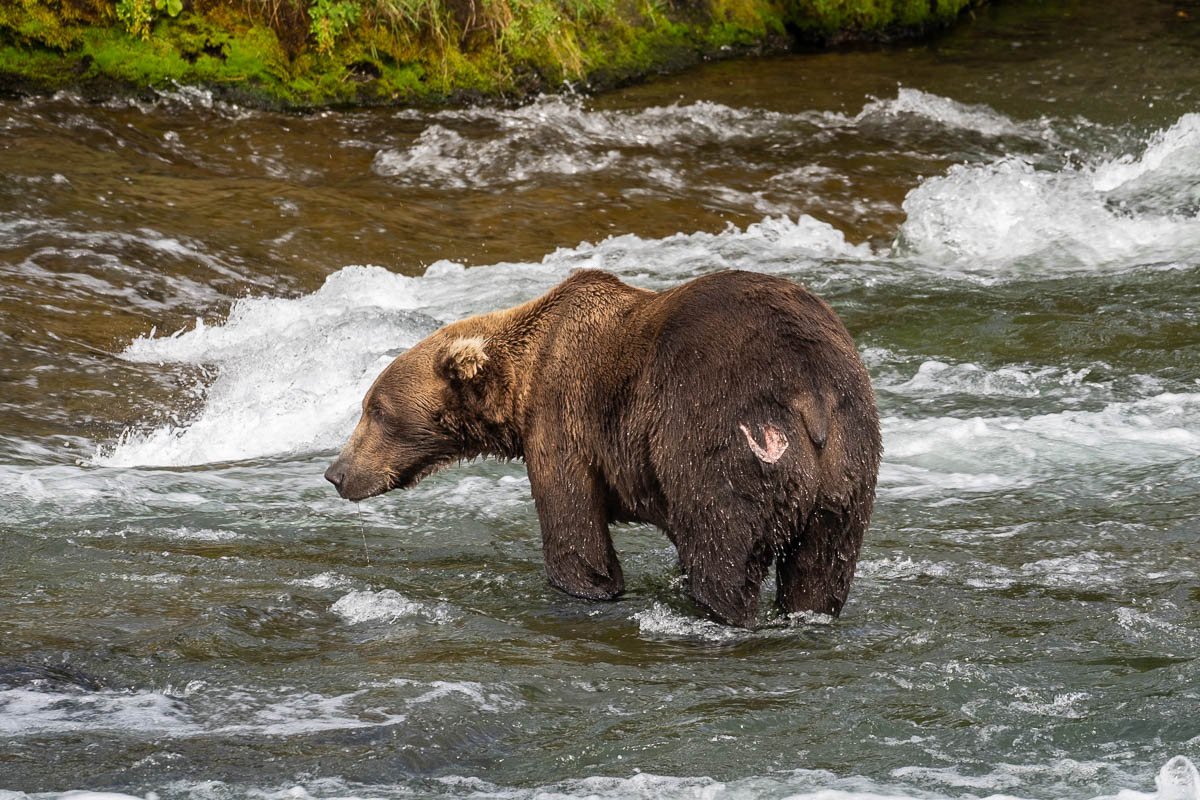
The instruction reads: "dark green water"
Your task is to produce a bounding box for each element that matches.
[2,1,1199,798]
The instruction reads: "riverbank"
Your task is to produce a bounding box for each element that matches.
[0,0,979,108]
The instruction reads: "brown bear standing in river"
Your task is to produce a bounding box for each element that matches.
[325,269,881,628]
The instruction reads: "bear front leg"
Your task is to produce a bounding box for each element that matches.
[526,458,624,601]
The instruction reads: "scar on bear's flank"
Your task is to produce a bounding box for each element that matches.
[739,422,789,464]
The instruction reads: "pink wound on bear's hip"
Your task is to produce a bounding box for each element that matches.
[739,422,789,464]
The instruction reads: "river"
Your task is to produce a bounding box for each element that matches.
[1,0,1199,797]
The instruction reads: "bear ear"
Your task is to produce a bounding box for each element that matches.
[441,336,490,381]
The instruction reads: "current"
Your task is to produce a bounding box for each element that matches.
[1,0,1198,798]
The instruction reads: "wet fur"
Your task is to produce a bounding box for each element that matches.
[326,270,882,628]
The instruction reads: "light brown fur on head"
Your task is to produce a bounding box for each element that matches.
[442,336,489,381]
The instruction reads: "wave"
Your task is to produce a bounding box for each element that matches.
[7,756,1197,800]
[373,95,800,189]
[93,266,435,467]
[895,114,1200,271]
[371,88,1058,191]
[881,391,1200,497]
[330,589,457,625]
[0,225,255,314]
[870,355,1165,404]
[0,676,518,741]
[852,88,1057,141]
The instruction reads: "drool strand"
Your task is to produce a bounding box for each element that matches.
[356,505,370,566]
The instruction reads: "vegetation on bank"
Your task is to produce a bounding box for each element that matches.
[0,0,979,107]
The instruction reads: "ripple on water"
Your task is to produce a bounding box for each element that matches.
[3,757,1195,800]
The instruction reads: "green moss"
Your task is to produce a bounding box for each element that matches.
[0,0,981,106]
[786,0,973,39]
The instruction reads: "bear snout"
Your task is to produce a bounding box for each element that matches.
[324,456,389,501]
[324,460,349,497]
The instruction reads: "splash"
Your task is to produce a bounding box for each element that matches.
[330,589,456,625]
[94,266,433,467]
[895,114,1200,270]
[632,602,749,643]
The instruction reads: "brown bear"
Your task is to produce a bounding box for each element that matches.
[325,269,881,628]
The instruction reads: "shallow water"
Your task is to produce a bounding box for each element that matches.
[2,0,1200,798]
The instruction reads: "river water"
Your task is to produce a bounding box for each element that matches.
[2,0,1199,797]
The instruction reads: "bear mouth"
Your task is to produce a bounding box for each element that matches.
[336,452,459,502]
[388,455,458,493]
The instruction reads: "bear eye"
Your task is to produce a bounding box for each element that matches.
[368,404,387,422]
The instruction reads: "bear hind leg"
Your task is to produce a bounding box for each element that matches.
[674,522,774,629]
[776,507,866,619]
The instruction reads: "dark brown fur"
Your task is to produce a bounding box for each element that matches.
[325,270,882,628]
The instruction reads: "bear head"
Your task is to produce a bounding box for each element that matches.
[324,331,510,501]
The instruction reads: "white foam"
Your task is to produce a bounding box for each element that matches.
[373,121,621,188]
[1006,690,1093,719]
[632,602,748,643]
[209,687,407,736]
[854,88,1050,141]
[95,266,431,467]
[1091,113,1200,192]
[0,687,193,736]
[1155,756,1200,800]
[374,96,795,189]
[157,527,242,541]
[101,82,250,120]
[407,473,532,519]
[330,589,456,625]
[881,392,1200,497]
[373,90,1054,193]
[879,359,1099,400]
[0,682,417,740]
[13,757,1197,800]
[1115,606,1198,650]
[401,680,519,713]
[292,571,356,590]
[885,551,1193,593]
[895,114,1200,271]
[856,557,950,582]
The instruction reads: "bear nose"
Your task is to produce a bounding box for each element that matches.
[324,463,345,491]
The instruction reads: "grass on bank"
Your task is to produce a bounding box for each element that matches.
[0,0,976,106]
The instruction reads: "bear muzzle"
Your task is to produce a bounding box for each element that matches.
[324,461,348,495]
[323,458,385,502]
